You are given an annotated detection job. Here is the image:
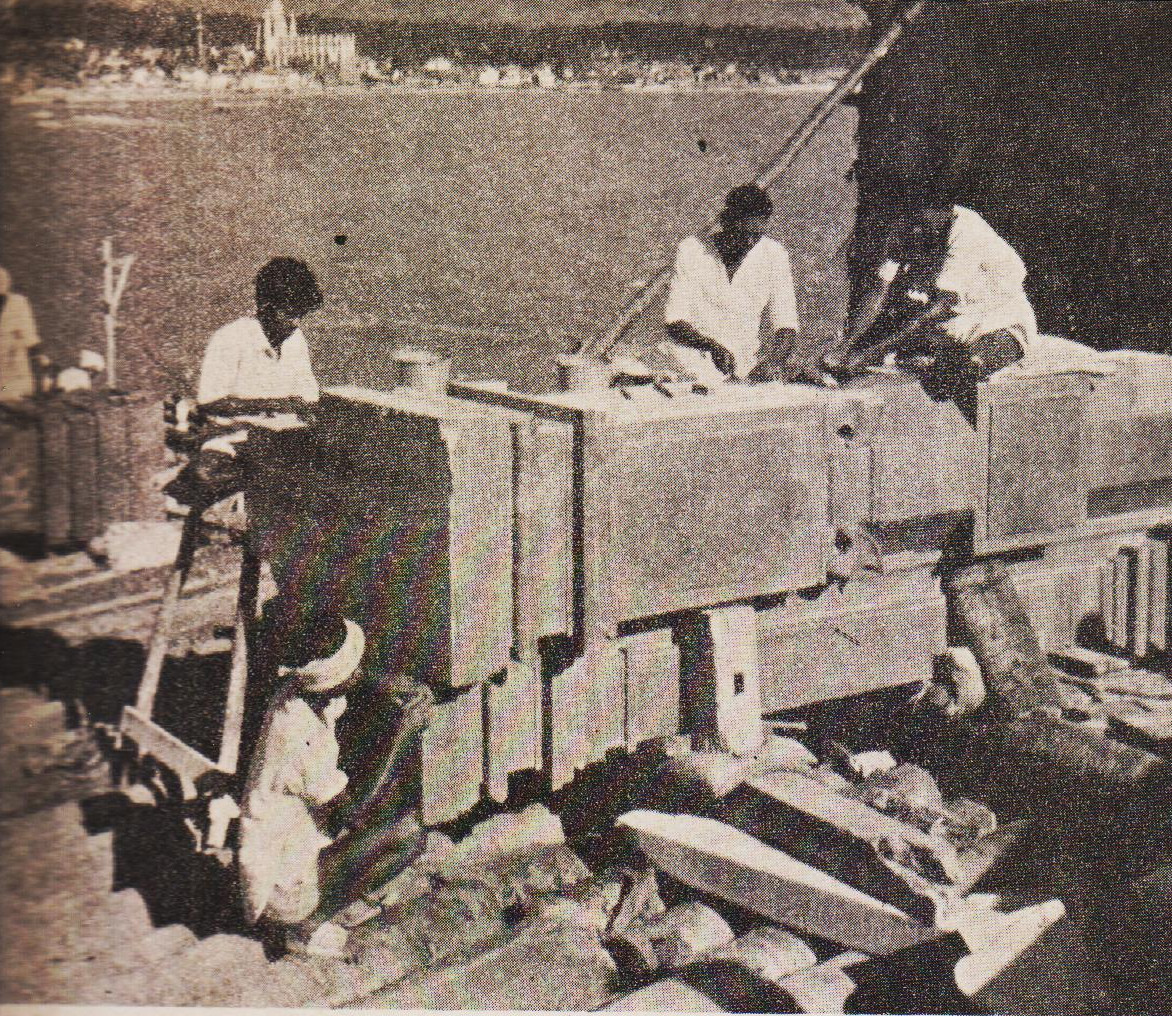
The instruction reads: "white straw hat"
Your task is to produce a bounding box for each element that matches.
[279,618,365,693]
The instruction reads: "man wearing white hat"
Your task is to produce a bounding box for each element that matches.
[237,616,365,956]
[0,267,41,402]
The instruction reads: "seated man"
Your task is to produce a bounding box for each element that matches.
[177,257,323,508]
[240,614,424,956]
[197,256,322,414]
[836,190,1038,391]
[660,184,804,387]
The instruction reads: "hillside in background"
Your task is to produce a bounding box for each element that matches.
[3,0,867,27]
[2,0,869,70]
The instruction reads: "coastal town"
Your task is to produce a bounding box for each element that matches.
[2,0,849,101]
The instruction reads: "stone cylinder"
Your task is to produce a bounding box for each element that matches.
[392,348,450,394]
[555,354,613,393]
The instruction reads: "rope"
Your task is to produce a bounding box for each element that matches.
[578,0,927,360]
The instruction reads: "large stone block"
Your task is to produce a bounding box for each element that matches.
[247,387,514,690]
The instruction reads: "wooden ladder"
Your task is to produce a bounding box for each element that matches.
[119,505,260,829]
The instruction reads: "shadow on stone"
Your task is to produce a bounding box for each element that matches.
[81,791,243,939]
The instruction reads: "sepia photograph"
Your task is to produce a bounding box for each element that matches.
[2,0,1172,1011]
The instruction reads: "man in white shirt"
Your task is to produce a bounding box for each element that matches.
[838,193,1038,388]
[197,257,322,412]
[176,258,323,509]
[0,267,41,402]
[660,185,802,387]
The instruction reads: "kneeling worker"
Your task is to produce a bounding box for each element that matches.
[838,189,1038,390]
[660,184,805,387]
[238,616,364,956]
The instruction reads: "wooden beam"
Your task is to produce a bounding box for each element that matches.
[618,809,942,956]
[120,705,226,799]
[719,770,962,919]
[678,606,763,756]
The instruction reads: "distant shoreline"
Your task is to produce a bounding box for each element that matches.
[9,75,840,107]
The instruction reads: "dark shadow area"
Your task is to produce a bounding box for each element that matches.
[81,790,245,939]
[0,625,143,728]
[0,533,48,559]
[153,651,230,762]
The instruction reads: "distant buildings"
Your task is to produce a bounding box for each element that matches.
[259,0,356,81]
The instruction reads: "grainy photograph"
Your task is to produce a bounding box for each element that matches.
[2,0,1171,1011]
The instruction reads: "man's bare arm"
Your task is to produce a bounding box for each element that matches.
[746,327,800,383]
[665,321,736,376]
[197,395,312,418]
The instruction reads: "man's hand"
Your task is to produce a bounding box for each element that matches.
[709,343,736,377]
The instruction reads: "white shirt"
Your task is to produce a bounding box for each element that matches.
[237,686,348,925]
[196,316,319,405]
[663,236,799,380]
[1,292,40,402]
[880,206,1038,352]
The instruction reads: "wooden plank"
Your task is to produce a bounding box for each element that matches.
[67,403,101,544]
[1098,560,1115,647]
[447,413,515,688]
[484,661,541,803]
[1132,543,1152,659]
[420,684,484,826]
[678,606,762,756]
[618,809,943,956]
[531,420,574,639]
[124,397,166,523]
[0,412,40,536]
[622,628,681,751]
[1049,645,1130,681]
[218,549,259,774]
[95,399,131,528]
[756,585,946,710]
[549,642,624,789]
[719,771,960,919]
[135,512,201,717]
[511,418,539,664]
[120,705,225,799]
[827,391,882,580]
[1113,552,1130,653]
[1149,533,1169,654]
[41,405,73,545]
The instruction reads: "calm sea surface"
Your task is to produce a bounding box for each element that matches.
[1,89,854,394]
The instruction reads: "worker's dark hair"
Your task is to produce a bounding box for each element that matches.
[279,611,348,670]
[901,168,953,216]
[722,184,774,221]
[254,257,324,317]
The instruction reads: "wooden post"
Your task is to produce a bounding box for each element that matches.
[101,238,135,390]
[678,605,763,756]
[218,547,260,773]
[196,11,206,68]
[136,511,202,716]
